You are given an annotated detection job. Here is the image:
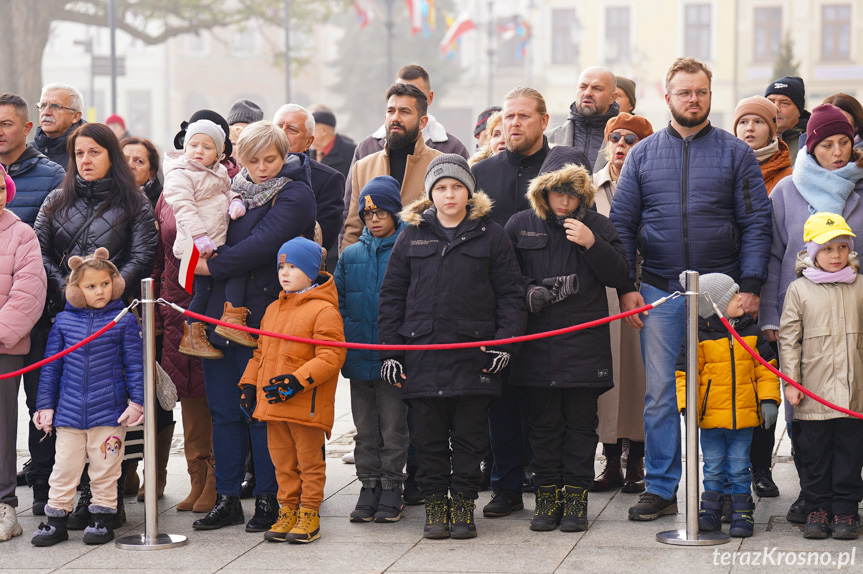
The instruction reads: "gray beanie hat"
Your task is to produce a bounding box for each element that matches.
[227,99,264,126]
[185,119,226,158]
[424,153,476,197]
[682,272,739,319]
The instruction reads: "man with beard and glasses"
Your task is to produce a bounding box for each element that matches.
[547,66,620,172]
[610,57,772,522]
[340,83,441,250]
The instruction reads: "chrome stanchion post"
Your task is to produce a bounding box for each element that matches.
[116,279,188,550]
[657,271,729,546]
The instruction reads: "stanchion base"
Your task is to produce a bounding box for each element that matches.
[115,533,188,550]
[656,529,730,546]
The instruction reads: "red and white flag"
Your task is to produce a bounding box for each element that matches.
[439,11,475,53]
[178,234,200,295]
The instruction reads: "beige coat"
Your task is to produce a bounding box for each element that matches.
[593,163,646,442]
[162,151,236,259]
[779,251,863,421]
[340,137,441,251]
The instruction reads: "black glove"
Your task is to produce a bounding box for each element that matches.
[542,275,579,303]
[239,384,257,423]
[526,285,555,313]
[482,347,511,374]
[381,358,406,386]
[263,374,304,403]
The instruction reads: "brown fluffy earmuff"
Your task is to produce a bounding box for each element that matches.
[65,247,126,308]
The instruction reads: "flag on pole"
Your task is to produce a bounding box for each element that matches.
[178,234,200,295]
[439,11,475,54]
[354,0,372,28]
[406,0,423,35]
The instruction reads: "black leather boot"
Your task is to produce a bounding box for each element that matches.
[67,483,92,530]
[245,494,279,532]
[192,494,245,530]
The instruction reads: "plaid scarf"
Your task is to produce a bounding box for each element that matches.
[232,168,292,209]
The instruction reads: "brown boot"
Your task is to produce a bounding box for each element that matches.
[591,456,623,492]
[622,455,645,493]
[193,463,217,513]
[177,459,207,511]
[214,303,257,347]
[179,322,224,359]
[178,397,215,511]
[138,422,175,501]
[123,460,140,496]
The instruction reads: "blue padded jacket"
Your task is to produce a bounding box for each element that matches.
[3,147,65,227]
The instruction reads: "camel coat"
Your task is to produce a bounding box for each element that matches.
[593,163,646,443]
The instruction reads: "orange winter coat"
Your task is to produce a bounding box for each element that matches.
[760,139,793,195]
[239,273,346,436]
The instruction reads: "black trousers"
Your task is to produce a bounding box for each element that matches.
[797,418,863,516]
[409,395,494,499]
[524,387,602,490]
[24,329,54,484]
[749,422,776,471]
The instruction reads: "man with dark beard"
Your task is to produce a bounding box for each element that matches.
[340,83,441,250]
[547,66,619,172]
[610,58,772,522]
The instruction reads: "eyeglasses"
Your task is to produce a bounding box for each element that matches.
[608,133,639,146]
[361,209,391,221]
[668,89,711,102]
[35,102,77,113]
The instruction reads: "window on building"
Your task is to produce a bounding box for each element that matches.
[754,7,781,62]
[551,9,578,65]
[181,32,208,57]
[605,6,631,63]
[684,4,711,61]
[822,4,851,60]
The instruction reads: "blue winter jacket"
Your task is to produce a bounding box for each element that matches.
[334,221,406,380]
[36,298,144,429]
[610,124,773,295]
[3,147,65,227]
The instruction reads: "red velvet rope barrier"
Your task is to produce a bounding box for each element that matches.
[719,315,863,421]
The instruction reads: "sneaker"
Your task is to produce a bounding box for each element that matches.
[530,486,562,532]
[264,506,298,542]
[560,486,588,532]
[831,514,858,540]
[31,480,49,516]
[0,503,23,542]
[449,492,477,539]
[627,492,678,521]
[349,485,380,523]
[31,506,68,547]
[751,468,779,498]
[803,508,831,539]
[286,506,320,544]
[342,451,356,464]
[374,487,405,523]
[786,492,807,524]
[422,492,449,539]
[482,489,523,518]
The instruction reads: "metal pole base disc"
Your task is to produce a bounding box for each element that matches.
[656,529,731,546]
[115,533,188,550]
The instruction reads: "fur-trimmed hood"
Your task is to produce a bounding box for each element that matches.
[399,190,494,227]
[527,163,596,222]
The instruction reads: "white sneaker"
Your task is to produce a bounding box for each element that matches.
[342,450,355,464]
[0,503,23,542]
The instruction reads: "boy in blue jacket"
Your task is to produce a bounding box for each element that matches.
[334,176,408,523]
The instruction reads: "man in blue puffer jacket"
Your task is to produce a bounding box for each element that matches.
[610,57,772,522]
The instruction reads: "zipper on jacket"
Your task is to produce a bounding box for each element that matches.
[700,379,712,422]
[84,309,94,426]
[752,379,761,425]
[309,387,317,418]
[728,335,737,430]
[681,139,692,270]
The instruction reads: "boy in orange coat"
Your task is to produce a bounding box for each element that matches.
[239,237,346,544]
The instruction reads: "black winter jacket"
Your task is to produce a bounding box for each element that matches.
[547,102,620,171]
[314,134,356,180]
[4,147,66,227]
[310,159,345,251]
[378,192,527,400]
[31,120,85,170]
[471,138,550,227]
[505,164,630,389]
[34,177,158,316]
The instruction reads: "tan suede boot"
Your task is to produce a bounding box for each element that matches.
[179,322,224,359]
[177,397,216,512]
[123,460,140,496]
[214,303,257,347]
[177,460,207,511]
[193,463,217,513]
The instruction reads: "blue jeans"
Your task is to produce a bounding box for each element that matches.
[639,283,686,500]
[700,427,753,495]
[203,345,277,496]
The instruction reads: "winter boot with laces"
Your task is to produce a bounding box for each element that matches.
[591,456,623,492]
[422,492,449,539]
[698,490,723,532]
[530,485,562,531]
[67,482,92,530]
[449,492,477,539]
[179,322,224,359]
[82,505,115,545]
[804,507,832,539]
[264,506,298,542]
[560,485,589,532]
[286,506,321,543]
[729,494,755,538]
[31,506,68,547]
[831,514,859,540]
[350,484,381,523]
[214,303,257,347]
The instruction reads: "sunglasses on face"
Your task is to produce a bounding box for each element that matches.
[608,132,639,146]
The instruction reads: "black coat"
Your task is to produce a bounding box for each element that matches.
[309,159,345,252]
[31,120,85,170]
[471,138,550,227]
[34,178,158,316]
[316,134,356,180]
[378,192,527,400]
[505,164,630,390]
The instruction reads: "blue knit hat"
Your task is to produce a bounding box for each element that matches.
[277,237,322,282]
[358,175,402,220]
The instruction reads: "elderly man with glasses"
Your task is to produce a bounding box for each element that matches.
[31,83,85,169]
